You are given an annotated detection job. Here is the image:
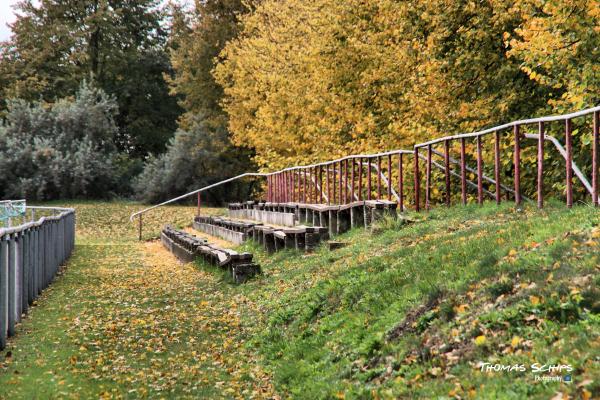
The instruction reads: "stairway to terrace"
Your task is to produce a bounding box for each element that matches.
[158,199,398,283]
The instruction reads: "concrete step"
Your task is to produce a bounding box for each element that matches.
[228,200,398,236]
[161,226,260,283]
[192,215,329,253]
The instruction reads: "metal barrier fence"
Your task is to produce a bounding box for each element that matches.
[0,206,76,350]
[131,105,600,239]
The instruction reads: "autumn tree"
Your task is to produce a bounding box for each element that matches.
[506,0,600,111]
[215,0,545,170]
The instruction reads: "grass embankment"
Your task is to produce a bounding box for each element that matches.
[0,201,598,399]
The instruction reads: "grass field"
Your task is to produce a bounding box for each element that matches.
[0,201,598,399]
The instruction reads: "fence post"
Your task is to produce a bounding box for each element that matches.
[319,167,323,203]
[537,122,545,208]
[387,154,392,201]
[565,119,573,208]
[358,158,363,201]
[414,148,420,212]
[444,140,451,206]
[494,130,501,205]
[138,214,143,241]
[0,237,7,349]
[7,234,15,337]
[477,136,483,205]
[350,159,355,202]
[460,138,467,205]
[377,156,382,200]
[593,111,599,206]
[367,158,372,200]
[338,161,343,204]
[514,125,521,207]
[426,144,432,210]
[398,153,404,211]
[344,159,349,204]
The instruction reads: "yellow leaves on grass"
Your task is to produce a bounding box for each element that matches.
[454,304,469,314]
[510,336,521,348]
[530,295,541,305]
[474,335,487,346]
[56,204,277,398]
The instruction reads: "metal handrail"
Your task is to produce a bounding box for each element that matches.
[416,104,600,147]
[129,173,268,222]
[130,105,600,233]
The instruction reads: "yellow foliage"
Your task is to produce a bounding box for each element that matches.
[215,0,536,170]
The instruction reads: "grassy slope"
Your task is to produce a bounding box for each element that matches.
[0,201,598,399]
[229,201,599,399]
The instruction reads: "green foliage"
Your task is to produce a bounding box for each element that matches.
[135,0,256,202]
[0,82,120,200]
[0,0,181,157]
[133,118,255,204]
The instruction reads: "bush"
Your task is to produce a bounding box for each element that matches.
[0,82,120,200]
[134,117,255,204]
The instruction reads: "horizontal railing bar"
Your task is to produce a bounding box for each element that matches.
[129,173,268,221]
[130,105,600,223]
[0,208,75,237]
[416,105,600,148]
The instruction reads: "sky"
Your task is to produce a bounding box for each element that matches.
[0,0,20,41]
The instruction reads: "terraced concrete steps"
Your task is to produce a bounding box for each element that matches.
[192,215,329,253]
[229,200,398,235]
[161,226,260,283]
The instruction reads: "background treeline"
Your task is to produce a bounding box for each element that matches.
[0,0,598,202]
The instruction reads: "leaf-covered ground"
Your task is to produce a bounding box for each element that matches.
[0,203,274,399]
[0,201,598,399]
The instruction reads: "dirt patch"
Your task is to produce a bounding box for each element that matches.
[387,295,443,341]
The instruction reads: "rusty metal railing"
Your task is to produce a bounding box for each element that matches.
[131,106,600,240]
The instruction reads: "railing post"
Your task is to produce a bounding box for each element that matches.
[303,169,307,203]
[138,214,143,241]
[332,162,337,204]
[426,144,432,210]
[565,119,573,208]
[377,156,382,200]
[314,166,319,203]
[514,125,521,207]
[197,192,201,216]
[593,111,599,206]
[444,140,451,206]
[358,158,363,201]
[344,159,349,204]
[367,158,372,200]
[291,171,295,203]
[494,130,501,205]
[476,135,483,205]
[338,161,343,204]
[537,122,544,208]
[350,159,355,202]
[414,148,420,212]
[398,153,404,211]
[319,166,323,203]
[387,154,392,201]
[460,138,467,205]
[327,164,331,205]
[285,171,289,203]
